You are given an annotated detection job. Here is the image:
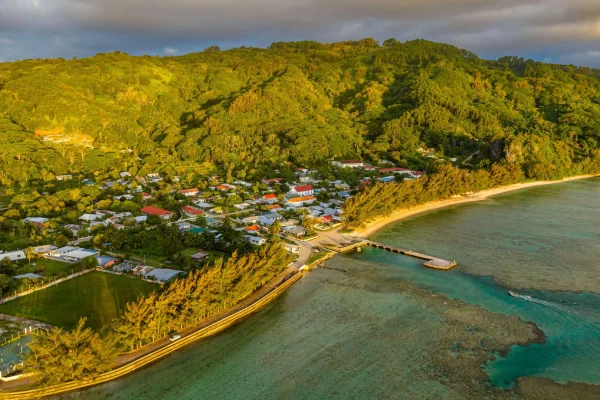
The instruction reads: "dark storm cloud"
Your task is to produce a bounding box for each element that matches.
[1,0,600,66]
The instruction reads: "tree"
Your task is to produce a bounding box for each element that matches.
[269,221,282,235]
[23,318,119,384]
[54,234,69,247]
[25,247,35,264]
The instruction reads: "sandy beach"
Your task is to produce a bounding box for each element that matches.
[350,174,598,238]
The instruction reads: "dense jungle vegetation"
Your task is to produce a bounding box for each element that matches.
[1,38,600,187]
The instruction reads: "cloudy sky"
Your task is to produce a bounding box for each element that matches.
[1,0,600,66]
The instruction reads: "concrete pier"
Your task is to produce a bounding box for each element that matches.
[364,241,457,270]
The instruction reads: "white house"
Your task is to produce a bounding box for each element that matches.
[284,243,300,254]
[331,160,364,169]
[0,250,26,262]
[244,235,266,246]
[234,202,250,210]
[290,185,314,197]
[286,196,316,207]
[79,214,99,222]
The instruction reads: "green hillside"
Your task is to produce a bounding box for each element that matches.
[1,38,600,185]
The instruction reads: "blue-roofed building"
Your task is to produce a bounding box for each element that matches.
[95,255,119,268]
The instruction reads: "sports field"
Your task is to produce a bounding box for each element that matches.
[0,271,158,330]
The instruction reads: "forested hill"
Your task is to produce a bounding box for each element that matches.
[1,38,600,186]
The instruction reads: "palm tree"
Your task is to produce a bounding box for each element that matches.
[25,247,35,265]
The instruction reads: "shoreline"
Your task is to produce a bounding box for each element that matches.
[351,174,598,238]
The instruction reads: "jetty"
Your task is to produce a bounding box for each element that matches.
[364,240,457,270]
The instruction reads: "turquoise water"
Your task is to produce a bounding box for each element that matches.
[351,248,600,388]
[58,178,600,398]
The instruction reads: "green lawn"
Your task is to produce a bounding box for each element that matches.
[15,258,73,277]
[0,271,158,330]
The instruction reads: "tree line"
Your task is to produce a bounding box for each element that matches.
[24,243,291,384]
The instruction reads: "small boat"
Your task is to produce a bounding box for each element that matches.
[508,291,517,297]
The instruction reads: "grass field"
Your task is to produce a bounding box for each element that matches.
[15,258,73,277]
[0,271,158,330]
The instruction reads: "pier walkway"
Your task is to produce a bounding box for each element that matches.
[364,241,457,270]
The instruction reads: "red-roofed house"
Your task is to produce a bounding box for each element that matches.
[244,225,261,234]
[263,193,278,203]
[268,204,282,211]
[320,214,334,224]
[291,185,314,197]
[178,188,199,197]
[141,192,152,201]
[216,185,230,192]
[140,206,174,220]
[181,206,205,217]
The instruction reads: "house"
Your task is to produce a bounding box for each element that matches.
[234,202,250,210]
[258,214,282,226]
[331,180,351,190]
[262,193,278,203]
[175,221,194,231]
[13,273,42,280]
[244,235,266,246]
[332,160,364,169]
[286,196,316,207]
[95,210,115,218]
[234,180,253,187]
[140,206,174,220]
[141,192,153,201]
[62,248,98,263]
[361,165,378,171]
[263,178,284,185]
[135,216,148,224]
[115,194,134,201]
[23,217,49,228]
[178,188,199,197]
[120,172,131,178]
[144,268,181,283]
[191,251,209,261]
[297,168,309,174]
[298,176,312,183]
[147,173,160,179]
[64,224,83,236]
[216,185,230,192]
[102,181,116,190]
[193,201,214,209]
[32,244,57,255]
[96,256,119,268]
[0,250,26,262]
[284,243,300,254]
[268,204,282,211]
[378,167,410,174]
[181,206,205,217]
[56,174,73,181]
[283,226,307,238]
[290,185,314,197]
[244,225,261,234]
[79,213,99,222]
[242,215,260,224]
[320,214,335,224]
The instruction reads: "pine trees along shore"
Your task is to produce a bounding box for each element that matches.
[23,243,291,385]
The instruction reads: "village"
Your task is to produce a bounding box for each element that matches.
[0,160,426,286]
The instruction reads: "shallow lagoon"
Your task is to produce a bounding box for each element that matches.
[59,178,600,399]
